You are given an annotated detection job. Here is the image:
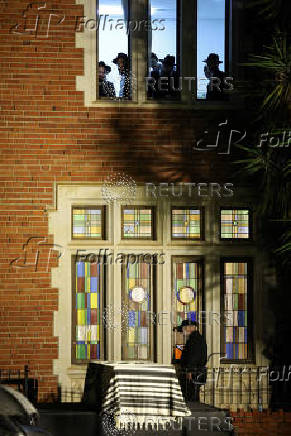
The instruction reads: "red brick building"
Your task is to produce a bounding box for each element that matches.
[0,0,278,412]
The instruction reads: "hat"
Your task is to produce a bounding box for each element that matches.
[113,52,129,64]
[161,54,176,66]
[181,320,198,328]
[151,52,158,60]
[203,53,223,64]
[99,61,111,74]
[173,319,198,332]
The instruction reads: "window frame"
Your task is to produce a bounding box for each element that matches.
[121,205,156,240]
[146,0,182,103]
[71,255,107,364]
[171,206,204,241]
[87,0,234,107]
[171,255,205,359]
[71,205,106,241]
[219,207,253,241]
[121,260,157,361]
[220,257,254,364]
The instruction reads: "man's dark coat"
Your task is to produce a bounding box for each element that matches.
[180,331,207,369]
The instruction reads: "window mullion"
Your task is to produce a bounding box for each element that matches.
[130,0,148,103]
[181,0,197,104]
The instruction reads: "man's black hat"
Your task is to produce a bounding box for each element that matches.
[113,52,129,64]
[181,320,198,328]
[173,319,198,332]
[99,61,111,74]
[203,53,223,64]
[161,54,176,66]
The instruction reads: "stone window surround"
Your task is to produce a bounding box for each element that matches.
[48,183,267,394]
[75,0,241,108]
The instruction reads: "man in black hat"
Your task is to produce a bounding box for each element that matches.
[148,54,180,99]
[179,320,207,402]
[98,61,115,98]
[113,52,130,99]
[204,53,228,101]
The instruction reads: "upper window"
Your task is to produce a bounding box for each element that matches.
[72,206,106,240]
[121,206,155,240]
[220,208,251,240]
[147,0,180,101]
[98,0,131,99]
[92,0,231,104]
[171,207,202,240]
[197,0,226,100]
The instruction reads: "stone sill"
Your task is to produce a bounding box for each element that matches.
[89,98,244,111]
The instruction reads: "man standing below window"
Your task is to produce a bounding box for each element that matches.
[113,53,130,99]
[179,320,207,402]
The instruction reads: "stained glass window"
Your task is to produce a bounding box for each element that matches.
[220,209,250,239]
[172,259,202,358]
[75,260,103,361]
[122,207,154,239]
[172,208,201,239]
[223,262,249,360]
[72,207,105,239]
[122,262,153,360]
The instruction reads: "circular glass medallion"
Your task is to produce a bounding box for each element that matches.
[131,287,146,303]
[178,287,195,304]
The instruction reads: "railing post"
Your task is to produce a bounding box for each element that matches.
[220,368,224,406]
[248,368,252,407]
[212,368,215,406]
[239,367,243,406]
[256,367,261,411]
[24,365,29,398]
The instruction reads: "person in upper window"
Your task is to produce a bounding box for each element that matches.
[98,61,115,98]
[113,52,130,99]
[158,54,180,99]
[148,52,162,98]
[204,53,229,101]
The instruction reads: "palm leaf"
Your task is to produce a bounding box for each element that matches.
[246,0,284,19]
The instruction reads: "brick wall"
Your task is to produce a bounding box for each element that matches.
[0,0,245,401]
[231,410,291,436]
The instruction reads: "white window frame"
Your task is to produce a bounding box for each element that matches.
[48,183,266,398]
[75,0,237,108]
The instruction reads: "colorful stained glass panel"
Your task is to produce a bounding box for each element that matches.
[172,209,201,239]
[72,207,104,239]
[221,209,250,239]
[75,260,103,360]
[122,207,153,239]
[172,260,202,358]
[223,262,248,360]
[122,262,152,360]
